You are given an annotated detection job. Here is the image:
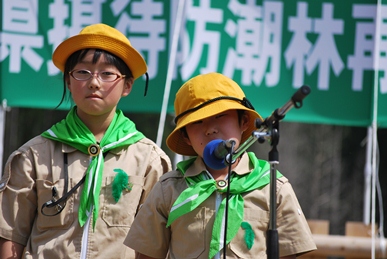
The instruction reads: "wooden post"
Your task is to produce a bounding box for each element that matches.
[306,234,386,258]
[345,221,377,259]
[299,220,330,259]
[301,221,386,258]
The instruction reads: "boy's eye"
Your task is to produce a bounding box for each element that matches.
[76,70,89,74]
[100,71,115,76]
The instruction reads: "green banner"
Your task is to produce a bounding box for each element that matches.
[1,0,386,127]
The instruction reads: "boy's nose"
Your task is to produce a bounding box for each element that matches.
[205,122,218,135]
[88,77,101,89]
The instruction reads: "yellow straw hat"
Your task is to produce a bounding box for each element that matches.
[166,72,263,156]
[52,23,147,80]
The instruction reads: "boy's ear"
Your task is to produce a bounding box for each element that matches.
[66,79,72,90]
[122,78,134,97]
[241,112,250,132]
[181,129,192,146]
[65,75,71,87]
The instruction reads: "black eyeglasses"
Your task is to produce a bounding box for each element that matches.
[69,69,126,82]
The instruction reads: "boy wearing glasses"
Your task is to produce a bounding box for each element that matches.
[0,23,171,259]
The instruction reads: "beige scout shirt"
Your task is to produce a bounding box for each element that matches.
[0,135,171,259]
[125,153,316,258]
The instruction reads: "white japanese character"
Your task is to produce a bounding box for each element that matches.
[306,3,344,91]
[284,2,313,88]
[112,0,166,79]
[1,0,43,73]
[253,1,283,87]
[347,5,376,92]
[3,0,38,33]
[47,0,69,75]
[180,0,222,80]
[69,0,106,36]
[223,0,283,87]
[223,0,262,85]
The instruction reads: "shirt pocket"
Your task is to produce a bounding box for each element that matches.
[36,178,75,231]
[170,206,208,259]
[101,174,144,227]
[229,208,269,258]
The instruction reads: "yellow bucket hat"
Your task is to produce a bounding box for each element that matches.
[166,72,263,156]
[52,23,147,80]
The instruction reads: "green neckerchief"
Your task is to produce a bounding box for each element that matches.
[166,152,282,259]
[41,107,144,229]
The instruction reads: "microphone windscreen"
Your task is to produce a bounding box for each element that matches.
[203,139,227,170]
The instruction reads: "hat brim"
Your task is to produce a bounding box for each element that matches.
[166,100,263,156]
[52,34,147,80]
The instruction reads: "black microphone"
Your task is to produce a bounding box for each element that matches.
[203,139,236,170]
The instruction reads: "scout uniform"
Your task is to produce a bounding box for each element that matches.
[125,73,317,258]
[0,23,172,259]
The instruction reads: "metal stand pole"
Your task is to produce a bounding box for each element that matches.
[227,85,311,259]
[265,119,280,259]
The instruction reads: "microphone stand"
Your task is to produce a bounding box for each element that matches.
[223,143,236,259]
[225,85,311,259]
[261,112,280,259]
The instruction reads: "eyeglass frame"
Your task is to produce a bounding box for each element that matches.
[69,69,127,82]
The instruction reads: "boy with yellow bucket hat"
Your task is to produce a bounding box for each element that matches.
[0,23,171,258]
[125,72,316,258]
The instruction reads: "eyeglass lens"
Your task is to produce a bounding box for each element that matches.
[71,70,121,82]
